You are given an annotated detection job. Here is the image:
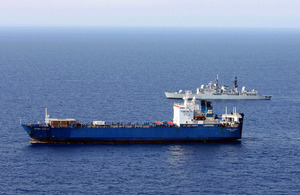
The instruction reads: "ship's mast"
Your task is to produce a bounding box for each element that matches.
[45,108,50,124]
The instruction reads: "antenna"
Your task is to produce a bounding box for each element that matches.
[191,96,196,104]
[233,107,236,114]
[183,95,188,107]
[45,108,50,124]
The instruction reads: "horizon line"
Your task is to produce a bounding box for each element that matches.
[1,26,300,33]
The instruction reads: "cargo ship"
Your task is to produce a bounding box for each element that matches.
[22,97,244,144]
[165,75,272,100]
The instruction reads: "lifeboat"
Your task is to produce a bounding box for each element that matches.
[167,121,174,126]
[155,121,162,125]
[195,114,205,120]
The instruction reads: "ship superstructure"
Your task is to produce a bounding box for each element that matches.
[22,97,244,143]
[165,75,272,100]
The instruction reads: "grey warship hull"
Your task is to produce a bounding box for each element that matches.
[165,92,272,100]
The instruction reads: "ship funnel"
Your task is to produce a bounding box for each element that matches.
[234,76,238,92]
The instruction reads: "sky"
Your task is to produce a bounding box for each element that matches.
[0,0,300,28]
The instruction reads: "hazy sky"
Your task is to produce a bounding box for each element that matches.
[1,0,300,28]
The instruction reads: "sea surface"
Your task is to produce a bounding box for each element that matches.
[0,28,299,194]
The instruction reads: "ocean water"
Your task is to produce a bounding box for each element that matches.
[0,28,299,194]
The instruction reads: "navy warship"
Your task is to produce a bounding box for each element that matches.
[165,75,272,100]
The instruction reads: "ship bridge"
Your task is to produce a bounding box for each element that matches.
[173,96,216,127]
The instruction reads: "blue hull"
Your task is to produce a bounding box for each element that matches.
[22,124,242,143]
